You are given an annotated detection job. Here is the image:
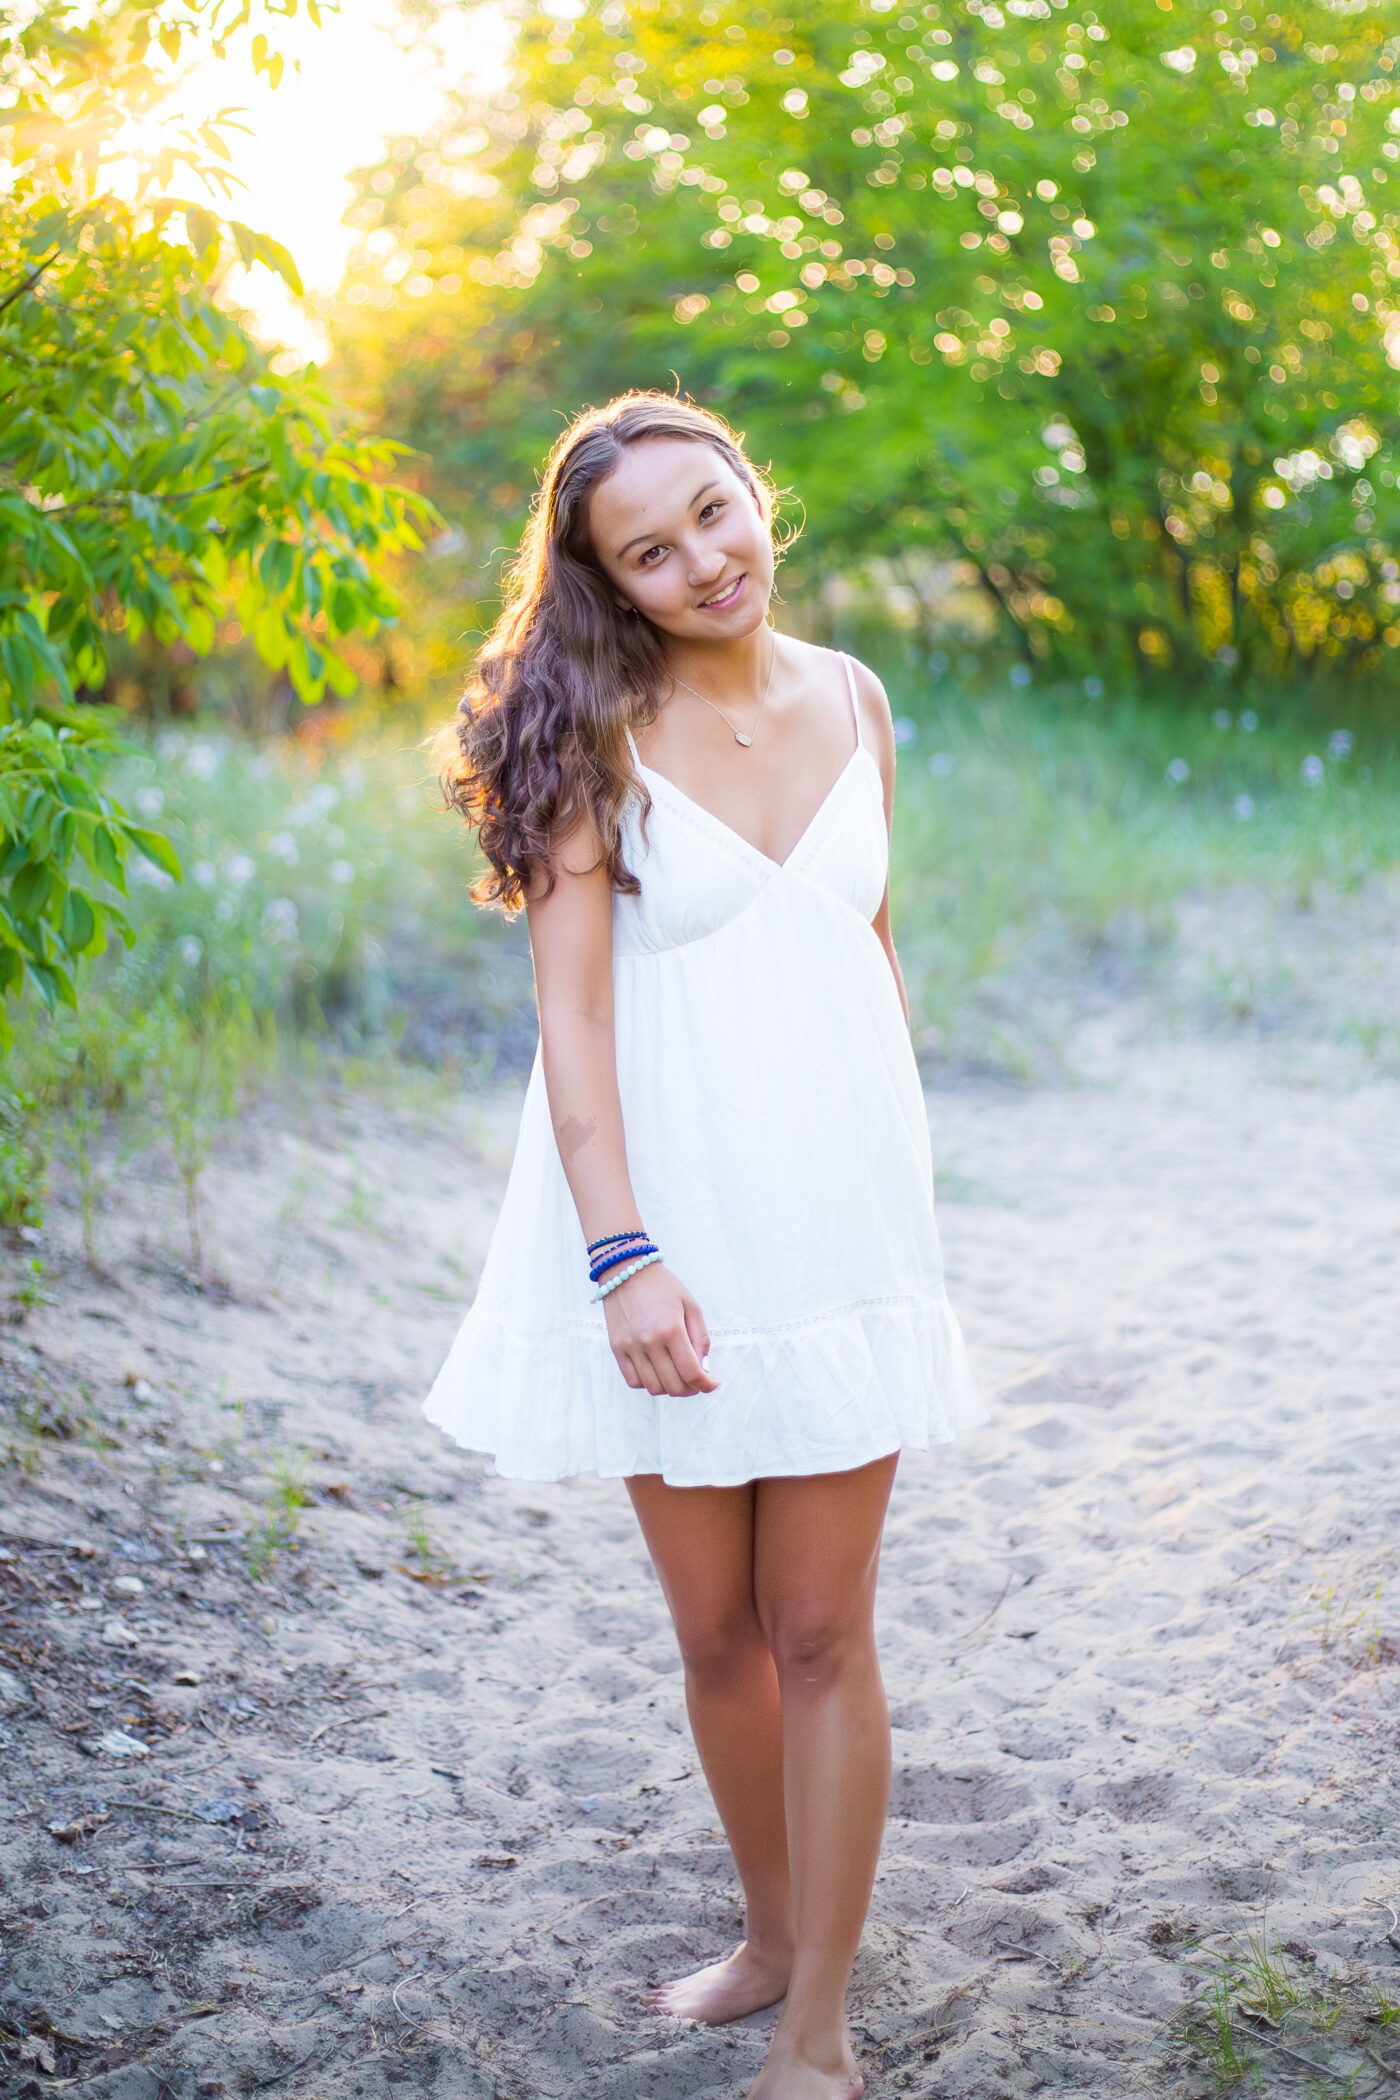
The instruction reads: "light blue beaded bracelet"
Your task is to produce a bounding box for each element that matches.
[591,1249,663,1302]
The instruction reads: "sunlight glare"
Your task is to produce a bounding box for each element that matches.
[162,2,511,363]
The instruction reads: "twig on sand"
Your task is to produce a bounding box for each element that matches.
[1249,2029,1362,2084]
[313,1927,431,1983]
[307,1707,388,1746]
[249,2042,325,2091]
[103,1799,212,1823]
[950,1572,1016,1647]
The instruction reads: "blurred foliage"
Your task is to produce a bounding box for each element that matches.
[9,688,1397,1247]
[4,722,533,1243]
[333,0,1400,706]
[880,658,1399,1070]
[0,0,436,1040]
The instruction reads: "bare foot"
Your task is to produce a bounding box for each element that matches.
[650,1940,791,2023]
[746,2035,864,2099]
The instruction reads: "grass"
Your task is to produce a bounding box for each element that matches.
[5,723,532,1242]
[877,656,1400,1074]
[1286,1572,1390,1669]
[397,1502,458,1586]
[244,1450,315,1582]
[4,678,1399,1239]
[1175,1905,1400,2094]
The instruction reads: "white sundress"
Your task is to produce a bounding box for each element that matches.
[424,651,987,1487]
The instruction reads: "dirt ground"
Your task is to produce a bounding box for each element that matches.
[2,1014,1398,2098]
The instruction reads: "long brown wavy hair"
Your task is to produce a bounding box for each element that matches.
[436,391,786,910]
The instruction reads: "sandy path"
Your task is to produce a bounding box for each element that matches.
[1,1035,1398,2096]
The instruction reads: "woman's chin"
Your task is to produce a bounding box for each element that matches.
[665,587,774,643]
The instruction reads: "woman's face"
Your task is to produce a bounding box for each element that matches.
[587,437,774,643]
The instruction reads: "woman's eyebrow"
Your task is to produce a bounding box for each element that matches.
[616,479,721,558]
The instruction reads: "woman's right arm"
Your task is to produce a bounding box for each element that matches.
[525,817,718,1401]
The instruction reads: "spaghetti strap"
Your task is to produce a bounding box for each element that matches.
[842,652,861,749]
[624,723,641,764]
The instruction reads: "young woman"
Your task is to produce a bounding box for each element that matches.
[425,391,986,2100]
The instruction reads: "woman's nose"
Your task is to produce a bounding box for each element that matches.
[688,547,726,586]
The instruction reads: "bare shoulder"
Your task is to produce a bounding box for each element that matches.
[841,653,896,790]
[782,636,892,732]
[524,798,609,904]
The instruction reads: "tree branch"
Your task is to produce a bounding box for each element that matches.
[42,464,267,517]
[0,251,61,317]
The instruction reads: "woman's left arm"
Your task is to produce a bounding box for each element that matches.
[852,659,911,1028]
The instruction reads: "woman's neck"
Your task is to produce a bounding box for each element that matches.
[661,624,776,702]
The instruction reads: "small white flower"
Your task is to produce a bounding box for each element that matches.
[225,854,256,887]
[1233,794,1255,821]
[1300,754,1324,786]
[178,935,203,966]
[262,897,299,941]
[1166,758,1190,784]
[1239,710,1259,732]
[1009,664,1031,688]
[192,860,217,890]
[267,831,299,866]
[134,786,164,818]
[184,741,222,782]
[1083,676,1104,699]
[1328,729,1353,759]
[892,719,918,749]
[928,753,954,777]
[1212,709,1232,730]
[328,859,356,884]
[215,897,235,923]
[131,859,174,890]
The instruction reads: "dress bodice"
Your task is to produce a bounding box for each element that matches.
[613,737,889,958]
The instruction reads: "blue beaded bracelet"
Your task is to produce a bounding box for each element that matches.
[589,1240,658,1283]
[591,1250,664,1302]
[586,1229,648,1255]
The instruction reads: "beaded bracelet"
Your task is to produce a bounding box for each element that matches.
[586,1228,649,1255]
[589,1240,658,1283]
[591,1250,663,1302]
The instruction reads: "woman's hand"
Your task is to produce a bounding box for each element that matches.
[604,1264,718,1397]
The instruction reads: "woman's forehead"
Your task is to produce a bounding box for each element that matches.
[589,438,735,534]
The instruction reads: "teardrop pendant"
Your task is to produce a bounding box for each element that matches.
[735,733,753,747]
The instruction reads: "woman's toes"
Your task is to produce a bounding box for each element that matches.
[650,1942,791,2025]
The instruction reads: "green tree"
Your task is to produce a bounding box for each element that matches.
[0,0,435,1040]
[334,0,1400,698]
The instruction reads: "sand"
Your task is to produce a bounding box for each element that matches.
[1,1025,1398,2096]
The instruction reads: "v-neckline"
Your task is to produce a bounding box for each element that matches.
[631,742,869,873]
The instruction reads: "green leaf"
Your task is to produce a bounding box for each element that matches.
[59,886,97,956]
[90,825,127,894]
[123,826,182,881]
[185,205,220,255]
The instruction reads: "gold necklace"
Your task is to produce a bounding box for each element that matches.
[668,633,776,747]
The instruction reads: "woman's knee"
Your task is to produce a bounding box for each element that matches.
[673,1603,768,1684]
[766,1606,875,1688]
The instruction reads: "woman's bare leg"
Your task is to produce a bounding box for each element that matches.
[626,1475,794,2020]
[748,1453,898,2099]
[628,1455,897,2094]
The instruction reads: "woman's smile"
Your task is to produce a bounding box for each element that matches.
[698,572,747,611]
